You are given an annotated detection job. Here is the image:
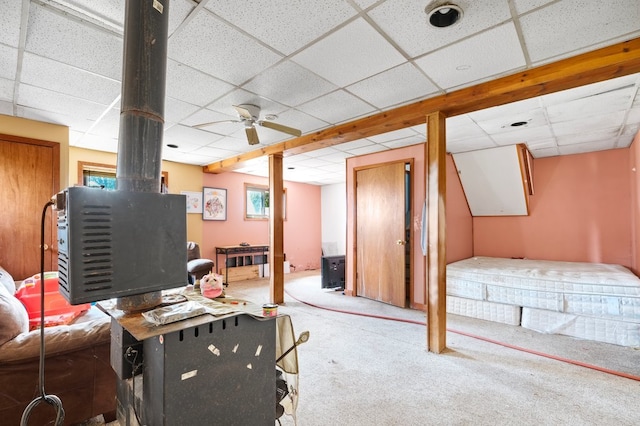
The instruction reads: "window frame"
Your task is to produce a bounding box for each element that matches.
[244,183,286,221]
[77,161,169,191]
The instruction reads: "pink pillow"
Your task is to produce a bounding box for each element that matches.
[0,283,29,346]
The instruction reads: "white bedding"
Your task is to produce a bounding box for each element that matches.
[447,257,640,320]
[446,257,640,346]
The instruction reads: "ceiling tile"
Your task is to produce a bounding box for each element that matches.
[558,140,619,156]
[18,84,109,121]
[474,107,548,135]
[0,44,17,80]
[0,77,13,102]
[168,11,282,86]
[165,97,201,124]
[71,130,118,153]
[446,135,497,153]
[164,124,225,149]
[551,111,626,137]
[18,105,94,132]
[166,60,234,107]
[468,97,541,122]
[490,124,554,146]
[446,115,487,140]
[0,99,12,114]
[531,146,560,158]
[415,23,526,90]
[547,91,634,124]
[272,108,330,134]
[541,74,639,106]
[297,90,375,124]
[345,143,388,156]
[521,0,640,64]
[369,0,512,58]
[382,135,425,149]
[242,61,337,107]
[556,127,620,146]
[0,0,23,47]
[25,4,123,80]
[333,138,374,152]
[21,53,120,105]
[206,0,357,55]
[292,17,406,87]
[512,0,556,14]
[368,127,420,143]
[347,63,439,109]
[58,0,124,28]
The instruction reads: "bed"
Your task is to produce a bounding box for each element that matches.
[445,256,640,347]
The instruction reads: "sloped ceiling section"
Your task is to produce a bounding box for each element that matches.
[1,0,639,185]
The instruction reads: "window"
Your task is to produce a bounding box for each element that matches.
[77,161,169,192]
[245,183,286,220]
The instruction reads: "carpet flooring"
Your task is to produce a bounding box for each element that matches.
[89,270,640,425]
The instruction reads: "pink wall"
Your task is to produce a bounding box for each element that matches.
[445,154,473,262]
[473,148,633,268]
[201,171,322,272]
[345,144,471,307]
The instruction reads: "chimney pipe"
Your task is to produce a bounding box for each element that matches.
[116,0,169,312]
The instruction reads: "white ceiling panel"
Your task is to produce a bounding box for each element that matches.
[0,0,23,48]
[346,63,439,109]
[297,90,375,124]
[166,60,234,107]
[21,53,120,105]
[0,1,638,186]
[0,78,13,102]
[206,0,357,56]
[18,84,110,120]
[521,0,640,64]
[369,0,512,58]
[25,4,123,80]
[242,61,337,107]
[292,18,406,87]
[168,11,282,86]
[0,44,17,80]
[414,22,526,90]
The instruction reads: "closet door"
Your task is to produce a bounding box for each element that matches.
[0,135,59,280]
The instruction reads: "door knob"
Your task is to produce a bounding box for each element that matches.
[396,240,405,245]
[41,244,49,251]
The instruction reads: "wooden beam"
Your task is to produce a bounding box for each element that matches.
[203,37,640,174]
[269,153,285,304]
[426,111,447,354]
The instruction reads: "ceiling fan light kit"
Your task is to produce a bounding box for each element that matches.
[193,104,301,146]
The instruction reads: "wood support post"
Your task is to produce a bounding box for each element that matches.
[269,153,284,304]
[426,111,447,353]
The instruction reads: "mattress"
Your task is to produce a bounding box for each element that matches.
[446,295,521,326]
[447,257,640,320]
[521,307,640,347]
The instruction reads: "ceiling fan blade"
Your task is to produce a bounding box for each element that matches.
[259,120,302,137]
[192,119,239,129]
[233,105,253,120]
[245,126,260,145]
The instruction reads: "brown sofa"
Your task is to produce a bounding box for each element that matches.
[0,267,116,425]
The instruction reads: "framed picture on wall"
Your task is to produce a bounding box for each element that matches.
[203,187,227,221]
[181,191,203,214]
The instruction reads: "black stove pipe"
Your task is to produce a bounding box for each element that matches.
[116,0,169,312]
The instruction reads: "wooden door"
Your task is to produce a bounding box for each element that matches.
[356,161,406,307]
[0,135,59,280]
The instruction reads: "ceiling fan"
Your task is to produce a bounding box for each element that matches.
[193,104,302,145]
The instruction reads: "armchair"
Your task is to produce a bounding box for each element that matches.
[187,241,215,284]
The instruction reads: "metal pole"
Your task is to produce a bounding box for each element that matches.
[116,0,170,312]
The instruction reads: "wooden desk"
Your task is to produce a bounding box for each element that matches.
[215,244,269,285]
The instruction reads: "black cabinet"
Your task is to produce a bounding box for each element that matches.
[321,255,345,289]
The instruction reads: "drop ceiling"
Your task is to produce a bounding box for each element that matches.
[1,0,639,185]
